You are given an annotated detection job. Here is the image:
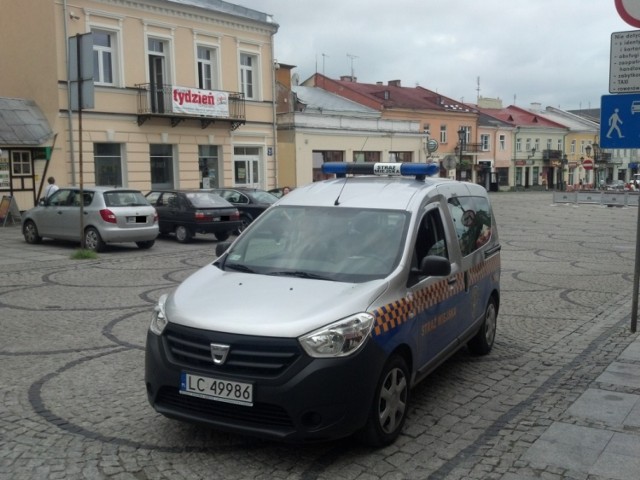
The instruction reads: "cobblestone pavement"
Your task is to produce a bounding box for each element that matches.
[1,192,639,480]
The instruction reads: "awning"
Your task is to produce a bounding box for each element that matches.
[0,97,53,146]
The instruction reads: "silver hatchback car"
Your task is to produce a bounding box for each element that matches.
[22,186,159,252]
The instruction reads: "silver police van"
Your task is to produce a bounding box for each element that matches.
[145,162,501,446]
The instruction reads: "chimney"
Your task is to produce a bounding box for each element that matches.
[530,102,542,112]
[388,79,401,87]
[376,81,383,85]
[340,75,357,82]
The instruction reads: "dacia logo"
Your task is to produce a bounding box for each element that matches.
[210,343,230,365]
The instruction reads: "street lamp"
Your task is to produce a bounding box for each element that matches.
[585,143,600,188]
[457,128,465,178]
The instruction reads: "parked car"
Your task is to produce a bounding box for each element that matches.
[605,180,626,191]
[22,187,158,252]
[145,161,501,446]
[209,187,278,233]
[145,190,241,243]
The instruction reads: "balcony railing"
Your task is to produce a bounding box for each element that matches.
[543,149,562,161]
[135,83,246,130]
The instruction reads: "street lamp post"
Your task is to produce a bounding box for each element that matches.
[585,144,600,189]
[457,128,465,180]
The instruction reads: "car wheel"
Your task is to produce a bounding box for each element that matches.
[136,240,155,249]
[358,354,410,447]
[84,227,105,252]
[215,231,230,242]
[23,220,42,244]
[236,215,252,235]
[467,297,497,355]
[175,225,192,243]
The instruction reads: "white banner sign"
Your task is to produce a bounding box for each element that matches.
[172,86,229,117]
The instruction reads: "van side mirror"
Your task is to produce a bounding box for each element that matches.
[411,255,451,277]
[215,241,231,257]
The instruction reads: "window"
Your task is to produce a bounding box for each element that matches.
[440,125,447,144]
[532,166,539,186]
[148,37,171,114]
[547,139,552,150]
[411,208,449,285]
[516,138,522,152]
[150,144,174,190]
[234,146,260,185]
[499,134,506,151]
[92,29,117,85]
[197,46,218,90]
[580,140,586,154]
[313,150,344,181]
[557,139,562,151]
[525,138,532,151]
[534,139,540,152]
[497,167,509,185]
[199,145,220,189]
[571,140,576,153]
[389,152,412,162]
[240,53,258,100]
[353,151,381,163]
[94,143,123,186]
[480,134,490,151]
[11,151,31,176]
[447,196,493,257]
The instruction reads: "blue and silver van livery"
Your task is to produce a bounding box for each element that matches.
[145,162,501,446]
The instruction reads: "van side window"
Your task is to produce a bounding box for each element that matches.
[447,196,493,256]
[414,208,449,268]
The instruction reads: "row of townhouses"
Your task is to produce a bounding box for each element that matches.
[0,0,632,211]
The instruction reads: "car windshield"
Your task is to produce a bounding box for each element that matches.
[221,206,409,283]
[186,192,231,208]
[250,191,278,204]
[103,190,150,207]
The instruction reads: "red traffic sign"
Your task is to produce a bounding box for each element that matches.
[583,158,594,170]
[615,0,640,28]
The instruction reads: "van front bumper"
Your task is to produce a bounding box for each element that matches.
[144,324,386,442]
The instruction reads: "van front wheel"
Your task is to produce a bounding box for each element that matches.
[467,297,497,355]
[358,354,409,447]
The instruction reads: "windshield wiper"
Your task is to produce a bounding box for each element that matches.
[268,270,332,281]
[224,263,256,274]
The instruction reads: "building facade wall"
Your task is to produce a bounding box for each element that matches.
[0,0,278,209]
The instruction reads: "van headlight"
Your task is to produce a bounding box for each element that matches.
[299,313,374,358]
[149,293,169,335]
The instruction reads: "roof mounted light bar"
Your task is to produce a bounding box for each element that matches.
[321,162,439,180]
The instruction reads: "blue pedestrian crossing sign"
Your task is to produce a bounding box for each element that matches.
[600,93,640,148]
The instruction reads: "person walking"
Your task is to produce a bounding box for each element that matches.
[44,177,59,198]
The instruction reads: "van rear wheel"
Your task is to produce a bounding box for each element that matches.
[358,354,409,447]
[467,297,497,355]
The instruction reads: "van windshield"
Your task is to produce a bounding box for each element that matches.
[222,206,409,283]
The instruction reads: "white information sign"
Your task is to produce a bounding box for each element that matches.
[610,30,640,93]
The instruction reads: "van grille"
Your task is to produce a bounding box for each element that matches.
[164,324,303,378]
[156,387,294,428]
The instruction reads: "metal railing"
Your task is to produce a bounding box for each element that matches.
[135,83,246,129]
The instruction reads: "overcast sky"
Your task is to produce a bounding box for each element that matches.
[231,0,633,111]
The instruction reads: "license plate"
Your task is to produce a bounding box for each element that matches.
[180,372,253,406]
[212,217,220,222]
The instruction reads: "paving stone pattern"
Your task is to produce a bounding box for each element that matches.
[1,192,639,480]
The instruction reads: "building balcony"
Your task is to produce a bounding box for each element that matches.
[135,83,246,130]
[457,143,483,155]
[542,149,563,162]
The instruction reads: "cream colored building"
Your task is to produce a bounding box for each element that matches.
[0,0,278,210]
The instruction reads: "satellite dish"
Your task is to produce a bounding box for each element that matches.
[443,155,458,170]
[292,73,300,86]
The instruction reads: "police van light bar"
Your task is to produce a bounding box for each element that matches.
[322,162,439,179]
